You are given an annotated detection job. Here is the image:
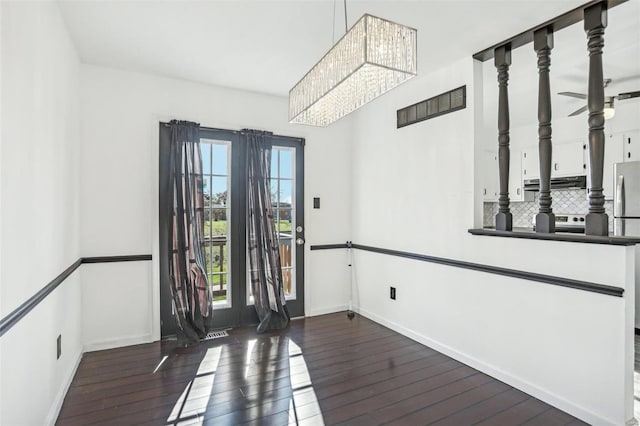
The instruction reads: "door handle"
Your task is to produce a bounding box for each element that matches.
[554,163,559,171]
[296,238,305,246]
[615,175,624,217]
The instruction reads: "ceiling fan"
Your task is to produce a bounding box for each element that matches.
[558,78,640,119]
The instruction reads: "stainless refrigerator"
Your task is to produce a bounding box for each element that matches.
[614,161,640,237]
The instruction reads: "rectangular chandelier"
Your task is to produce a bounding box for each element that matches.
[289,14,417,127]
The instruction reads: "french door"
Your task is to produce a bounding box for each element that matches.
[159,125,305,336]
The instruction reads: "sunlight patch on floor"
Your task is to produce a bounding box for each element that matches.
[245,339,257,378]
[166,346,222,424]
[287,339,324,425]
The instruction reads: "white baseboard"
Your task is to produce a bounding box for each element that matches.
[356,307,619,426]
[305,304,349,317]
[45,348,83,426]
[83,333,155,352]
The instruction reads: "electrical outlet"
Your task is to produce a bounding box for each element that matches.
[390,286,396,300]
[57,335,62,359]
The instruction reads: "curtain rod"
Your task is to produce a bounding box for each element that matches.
[160,122,304,143]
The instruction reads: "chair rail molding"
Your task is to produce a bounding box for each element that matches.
[0,254,152,338]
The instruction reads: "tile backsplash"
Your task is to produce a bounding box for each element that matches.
[483,189,614,229]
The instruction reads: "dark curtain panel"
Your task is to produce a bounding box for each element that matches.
[168,120,214,346]
[246,130,290,333]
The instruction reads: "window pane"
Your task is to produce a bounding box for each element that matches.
[278,209,292,235]
[211,209,227,236]
[205,243,213,277]
[279,149,293,179]
[202,176,211,198]
[270,179,278,204]
[282,268,293,296]
[211,273,228,303]
[279,180,292,205]
[212,144,228,175]
[211,177,228,207]
[279,241,293,267]
[271,150,279,178]
[209,234,229,304]
[211,241,228,272]
[201,144,211,174]
[204,209,212,234]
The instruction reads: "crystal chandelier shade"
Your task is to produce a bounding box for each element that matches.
[289,14,417,127]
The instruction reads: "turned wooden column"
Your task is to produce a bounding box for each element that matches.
[534,27,555,233]
[495,45,512,231]
[584,2,609,236]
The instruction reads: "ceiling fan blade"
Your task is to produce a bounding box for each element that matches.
[617,91,640,100]
[568,105,588,117]
[558,92,587,99]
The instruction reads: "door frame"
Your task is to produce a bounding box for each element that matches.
[159,123,305,337]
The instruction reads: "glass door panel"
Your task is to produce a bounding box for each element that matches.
[246,144,301,306]
[201,139,231,309]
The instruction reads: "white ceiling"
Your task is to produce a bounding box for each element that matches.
[58,0,607,98]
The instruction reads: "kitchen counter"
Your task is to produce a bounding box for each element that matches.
[469,227,640,246]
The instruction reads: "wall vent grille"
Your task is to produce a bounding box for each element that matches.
[397,85,466,128]
[204,330,229,340]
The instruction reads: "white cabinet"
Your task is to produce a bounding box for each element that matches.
[481,149,532,202]
[551,142,586,177]
[522,141,586,181]
[510,149,533,202]
[522,147,539,180]
[482,150,498,202]
[623,130,639,162]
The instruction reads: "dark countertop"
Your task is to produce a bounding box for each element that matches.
[469,227,640,246]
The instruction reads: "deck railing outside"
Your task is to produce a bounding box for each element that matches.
[202,234,293,300]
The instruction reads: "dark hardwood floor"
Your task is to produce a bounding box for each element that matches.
[57,313,586,425]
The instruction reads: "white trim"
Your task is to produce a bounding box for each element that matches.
[45,348,83,426]
[83,333,155,353]
[355,306,620,426]
[306,304,349,317]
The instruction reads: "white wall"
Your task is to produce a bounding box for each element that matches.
[349,55,634,425]
[0,2,82,424]
[78,65,351,347]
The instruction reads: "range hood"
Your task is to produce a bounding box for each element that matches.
[523,175,587,191]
